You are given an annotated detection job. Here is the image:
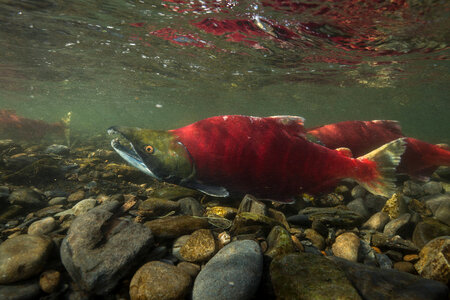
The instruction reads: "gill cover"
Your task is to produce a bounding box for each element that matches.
[109,126,194,184]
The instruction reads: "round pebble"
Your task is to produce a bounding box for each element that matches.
[332,232,360,262]
[130,261,191,300]
[28,217,56,236]
[39,270,61,293]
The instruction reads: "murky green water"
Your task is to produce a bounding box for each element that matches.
[0,0,448,143]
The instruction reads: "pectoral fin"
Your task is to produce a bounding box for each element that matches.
[183,180,230,197]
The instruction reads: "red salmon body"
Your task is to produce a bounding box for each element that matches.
[171,115,404,200]
[306,120,450,179]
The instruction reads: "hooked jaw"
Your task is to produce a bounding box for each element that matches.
[107,127,161,180]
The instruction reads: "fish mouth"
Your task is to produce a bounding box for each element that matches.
[107,127,160,179]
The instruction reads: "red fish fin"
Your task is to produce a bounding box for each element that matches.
[335,147,353,158]
[356,138,406,197]
[372,120,403,136]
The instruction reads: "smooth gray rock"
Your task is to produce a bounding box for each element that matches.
[424,194,450,226]
[45,144,70,155]
[8,188,45,208]
[347,198,370,219]
[329,256,449,300]
[422,181,443,195]
[0,234,53,284]
[193,240,263,300]
[60,201,154,295]
[383,213,413,238]
[362,211,390,231]
[177,197,204,217]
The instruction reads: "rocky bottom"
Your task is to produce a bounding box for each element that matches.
[0,138,449,300]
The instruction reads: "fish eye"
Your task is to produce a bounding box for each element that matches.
[144,145,154,154]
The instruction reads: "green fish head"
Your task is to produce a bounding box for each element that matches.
[108,126,193,183]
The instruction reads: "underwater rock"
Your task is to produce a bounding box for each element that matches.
[0,205,23,223]
[45,144,70,156]
[144,215,209,239]
[351,185,367,199]
[415,236,450,284]
[39,269,61,293]
[412,219,450,249]
[205,206,237,219]
[384,213,414,239]
[393,261,417,274]
[237,194,267,216]
[362,211,390,231]
[423,194,450,226]
[300,207,364,228]
[0,234,53,284]
[60,201,154,295]
[177,262,201,278]
[347,197,370,220]
[265,225,295,259]
[270,253,361,300]
[304,228,325,250]
[48,196,67,205]
[286,214,311,227]
[371,232,419,252]
[172,235,190,261]
[8,188,45,208]
[179,229,217,263]
[332,232,360,262]
[231,212,282,235]
[0,279,41,300]
[3,157,63,183]
[67,190,85,202]
[330,256,448,300]
[27,216,56,236]
[177,197,204,216]
[129,261,191,300]
[192,240,263,300]
[139,197,180,217]
[149,185,199,200]
[382,193,409,219]
[422,181,443,195]
[403,181,425,198]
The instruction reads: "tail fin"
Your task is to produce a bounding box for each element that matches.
[356,138,406,197]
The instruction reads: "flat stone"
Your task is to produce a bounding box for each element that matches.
[8,188,45,208]
[144,215,209,239]
[415,236,450,284]
[237,194,267,215]
[330,256,448,300]
[362,211,390,231]
[332,232,360,262]
[300,207,363,228]
[45,144,69,155]
[403,181,425,198]
[72,198,97,216]
[193,240,263,300]
[139,197,179,216]
[179,229,216,263]
[371,232,419,252]
[393,261,417,274]
[177,262,201,278]
[27,216,56,236]
[0,234,53,284]
[149,185,199,200]
[271,253,361,299]
[286,214,311,227]
[383,213,413,239]
[48,197,67,205]
[130,261,191,300]
[60,201,154,295]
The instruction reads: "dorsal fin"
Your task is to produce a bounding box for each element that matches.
[268,115,305,126]
[335,147,353,158]
[372,120,403,136]
[268,115,306,138]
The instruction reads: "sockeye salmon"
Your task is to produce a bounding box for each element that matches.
[306,120,450,180]
[108,115,406,202]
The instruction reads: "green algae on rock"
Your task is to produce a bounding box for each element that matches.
[270,253,362,300]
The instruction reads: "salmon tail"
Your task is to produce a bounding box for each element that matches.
[356,138,406,197]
